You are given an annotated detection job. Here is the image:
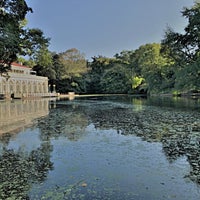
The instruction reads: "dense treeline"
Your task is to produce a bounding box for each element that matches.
[1,0,200,95]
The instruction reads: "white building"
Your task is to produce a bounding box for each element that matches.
[0,62,50,99]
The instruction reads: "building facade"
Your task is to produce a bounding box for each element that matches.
[0,62,49,99]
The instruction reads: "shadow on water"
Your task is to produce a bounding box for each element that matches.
[0,95,200,199]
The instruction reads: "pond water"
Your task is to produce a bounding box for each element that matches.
[0,95,200,200]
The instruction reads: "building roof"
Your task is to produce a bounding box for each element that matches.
[11,62,30,68]
[0,61,31,68]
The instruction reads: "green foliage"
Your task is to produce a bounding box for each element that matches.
[159,65,175,90]
[162,2,200,65]
[175,61,200,91]
[86,56,116,93]
[114,50,135,65]
[52,53,65,81]
[59,48,87,79]
[0,0,50,77]
[23,28,50,58]
[172,90,181,96]
[54,48,87,93]
[35,45,52,67]
[18,57,35,68]
[132,76,144,89]
[161,2,200,94]
[100,64,131,94]
[84,44,176,95]
[131,43,173,94]
[0,0,32,75]
[2,1,198,95]
[33,45,56,80]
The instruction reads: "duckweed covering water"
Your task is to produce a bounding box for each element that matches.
[0,96,200,199]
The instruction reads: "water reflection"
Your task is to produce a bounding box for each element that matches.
[0,96,200,199]
[145,96,200,110]
[0,142,53,199]
[37,103,89,141]
[79,96,200,185]
[0,99,49,135]
[0,99,53,199]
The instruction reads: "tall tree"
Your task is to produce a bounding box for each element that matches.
[58,48,87,93]
[51,53,66,93]
[161,2,200,65]
[22,28,50,59]
[132,43,174,94]
[52,53,65,81]
[0,0,32,75]
[161,2,200,92]
[33,45,56,80]
[59,48,87,79]
[0,0,50,77]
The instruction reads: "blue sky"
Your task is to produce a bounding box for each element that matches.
[26,0,195,60]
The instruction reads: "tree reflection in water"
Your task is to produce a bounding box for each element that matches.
[0,142,53,199]
[0,99,53,199]
[37,104,89,141]
[0,100,90,199]
[83,97,200,185]
[0,96,200,199]
[162,130,200,184]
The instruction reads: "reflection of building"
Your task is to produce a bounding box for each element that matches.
[0,99,49,134]
[0,62,51,98]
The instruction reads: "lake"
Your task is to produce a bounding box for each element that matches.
[0,95,200,200]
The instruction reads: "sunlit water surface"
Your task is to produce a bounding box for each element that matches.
[0,96,200,200]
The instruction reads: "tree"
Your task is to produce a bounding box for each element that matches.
[18,56,35,68]
[131,43,174,94]
[33,45,56,84]
[86,56,116,93]
[23,28,50,59]
[52,53,65,81]
[132,76,144,90]
[100,64,131,94]
[0,0,50,77]
[161,2,200,92]
[114,50,134,65]
[175,60,200,91]
[161,2,200,65]
[50,53,67,93]
[58,48,87,93]
[0,0,32,75]
[59,48,87,79]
